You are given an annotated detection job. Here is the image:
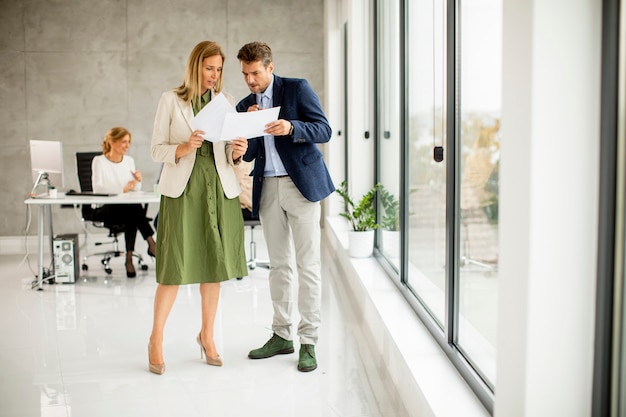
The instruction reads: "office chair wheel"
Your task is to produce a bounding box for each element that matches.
[105,267,112,275]
[82,264,88,271]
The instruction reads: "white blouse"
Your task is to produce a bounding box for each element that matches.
[91,154,142,194]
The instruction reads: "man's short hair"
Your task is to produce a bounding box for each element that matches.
[237,42,273,68]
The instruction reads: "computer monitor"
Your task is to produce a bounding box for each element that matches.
[29,140,65,195]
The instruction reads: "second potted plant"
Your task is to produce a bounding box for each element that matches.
[335,181,381,258]
[379,185,400,258]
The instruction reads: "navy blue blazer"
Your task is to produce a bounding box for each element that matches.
[237,75,335,217]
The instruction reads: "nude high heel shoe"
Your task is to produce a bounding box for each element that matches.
[196,333,223,367]
[148,344,165,375]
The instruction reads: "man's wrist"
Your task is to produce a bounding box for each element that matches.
[288,123,294,136]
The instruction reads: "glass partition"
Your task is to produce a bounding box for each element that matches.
[374,0,501,406]
[406,0,448,327]
[456,0,502,387]
[377,0,402,268]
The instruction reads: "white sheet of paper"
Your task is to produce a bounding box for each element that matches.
[220,107,281,141]
[191,93,236,142]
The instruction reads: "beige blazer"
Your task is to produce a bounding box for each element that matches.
[151,90,241,199]
[234,160,253,211]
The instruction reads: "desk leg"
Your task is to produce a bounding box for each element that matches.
[35,205,54,290]
[37,205,44,290]
[47,205,54,276]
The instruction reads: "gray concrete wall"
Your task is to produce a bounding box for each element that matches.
[0,0,325,237]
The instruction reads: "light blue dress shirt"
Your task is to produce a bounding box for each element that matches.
[258,77,288,177]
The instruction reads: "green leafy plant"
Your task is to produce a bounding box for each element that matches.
[379,185,399,231]
[335,181,381,231]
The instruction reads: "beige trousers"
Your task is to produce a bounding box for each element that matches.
[259,177,322,346]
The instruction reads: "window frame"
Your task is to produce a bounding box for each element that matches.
[372,0,497,412]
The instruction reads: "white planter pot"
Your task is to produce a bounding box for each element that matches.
[348,230,375,258]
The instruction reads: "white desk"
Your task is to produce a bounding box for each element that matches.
[24,191,161,290]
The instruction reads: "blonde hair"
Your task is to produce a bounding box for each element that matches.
[102,126,131,154]
[174,40,225,103]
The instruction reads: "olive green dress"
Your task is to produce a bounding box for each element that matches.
[155,92,247,285]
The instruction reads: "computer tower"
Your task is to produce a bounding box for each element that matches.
[53,233,79,284]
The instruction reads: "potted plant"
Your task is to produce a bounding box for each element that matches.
[335,181,381,257]
[379,185,400,258]
[379,185,399,231]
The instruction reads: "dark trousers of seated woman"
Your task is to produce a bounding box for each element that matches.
[94,204,154,250]
[93,204,156,276]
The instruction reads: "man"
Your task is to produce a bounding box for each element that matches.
[236,42,334,372]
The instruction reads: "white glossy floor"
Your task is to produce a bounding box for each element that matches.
[0,232,395,417]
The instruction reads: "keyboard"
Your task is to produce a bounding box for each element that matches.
[65,190,118,197]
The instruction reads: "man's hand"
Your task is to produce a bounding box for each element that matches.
[264,119,293,137]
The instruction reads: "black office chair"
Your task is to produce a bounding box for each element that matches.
[75,152,148,275]
[241,208,270,275]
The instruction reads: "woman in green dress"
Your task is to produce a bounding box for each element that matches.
[148,41,248,374]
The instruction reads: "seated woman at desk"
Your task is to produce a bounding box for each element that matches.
[92,126,157,278]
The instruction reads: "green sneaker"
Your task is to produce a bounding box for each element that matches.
[297,344,317,372]
[248,333,294,359]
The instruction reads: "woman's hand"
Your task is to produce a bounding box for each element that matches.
[131,170,142,182]
[124,179,139,193]
[188,130,205,149]
[231,137,248,161]
[176,130,205,160]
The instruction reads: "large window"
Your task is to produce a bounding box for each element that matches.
[374,0,502,410]
[456,0,501,388]
[405,0,448,329]
[376,0,401,268]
